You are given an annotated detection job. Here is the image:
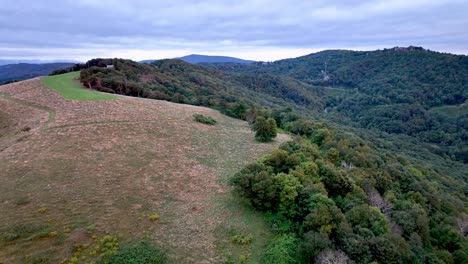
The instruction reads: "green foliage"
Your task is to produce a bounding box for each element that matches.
[298,231,332,263]
[1,223,52,243]
[148,213,160,221]
[338,233,372,263]
[99,235,120,258]
[430,224,466,252]
[103,241,167,264]
[69,55,468,264]
[303,195,345,235]
[42,71,117,100]
[230,234,254,245]
[211,48,468,162]
[253,116,278,142]
[231,163,278,210]
[231,134,467,263]
[368,235,402,264]
[317,161,353,197]
[346,205,389,236]
[274,173,302,216]
[261,235,299,264]
[193,114,217,125]
[263,213,294,235]
[392,201,429,241]
[15,197,31,206]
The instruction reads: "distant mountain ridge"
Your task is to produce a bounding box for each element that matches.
[205,46,468,162]
[0,62,75,83]
[0,59,81,66]
[140,54,255,64]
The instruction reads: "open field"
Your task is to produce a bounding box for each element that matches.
[41,71,117,101]
[0,75,288,263]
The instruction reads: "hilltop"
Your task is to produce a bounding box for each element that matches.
[1,48,467,263]
[0,74,288,263]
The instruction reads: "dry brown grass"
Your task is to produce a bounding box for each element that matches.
[0,78,288,263]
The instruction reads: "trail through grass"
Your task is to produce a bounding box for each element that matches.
[42,71,117,101]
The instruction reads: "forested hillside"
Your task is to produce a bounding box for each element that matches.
[56,58,324,117]
[50,55,468,263]
[207,47,468,162]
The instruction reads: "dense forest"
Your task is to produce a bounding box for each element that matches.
[206,47,468,163]
[53,52,467,263]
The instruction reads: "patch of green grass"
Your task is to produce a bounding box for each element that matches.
[429,104,466,120]
[102,241,167,264]
[15,196,31,206]
[1,223,52,242]
[42,72,117,101]
[23,251,53,264]
[213,194,273,264]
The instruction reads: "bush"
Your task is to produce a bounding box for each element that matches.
[253,116,277,142]
[103,241,167,264]
[230,234,253,245]
[193,114,217,125]
[261,235,299,264]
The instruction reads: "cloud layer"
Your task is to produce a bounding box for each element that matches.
[0,0,467,61]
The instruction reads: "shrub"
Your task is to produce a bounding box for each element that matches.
[48,231,58,238]
[230,234,253,245]
[253,116,277,142]
[231,163,278,210]
[261,234,299,264]
[193,114,216,125]
[103,241,167,264]
[148,213,160,221]
[15,197,31,206]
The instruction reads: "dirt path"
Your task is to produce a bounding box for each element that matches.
[0,91,56,132]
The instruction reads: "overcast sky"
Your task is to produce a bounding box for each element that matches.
[0,0,467,61]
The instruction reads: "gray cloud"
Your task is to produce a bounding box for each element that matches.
[0,0,467,61]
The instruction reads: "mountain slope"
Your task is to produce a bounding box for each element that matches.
[0,76,288,263]
[5,54,467,263]
[74,58,324,115]
[0,62,74,83]
[207,47,468,162]
[70,57,468,263]
[215,47,467,107]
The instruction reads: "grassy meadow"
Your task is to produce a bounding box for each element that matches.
[41,71,117,101]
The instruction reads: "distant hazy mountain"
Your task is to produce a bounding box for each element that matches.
[0,59,81,66]
[0,62,75,83]
[179,54,255,64]
[140,54,255,64]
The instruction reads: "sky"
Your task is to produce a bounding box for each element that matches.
[0,0,467,62]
